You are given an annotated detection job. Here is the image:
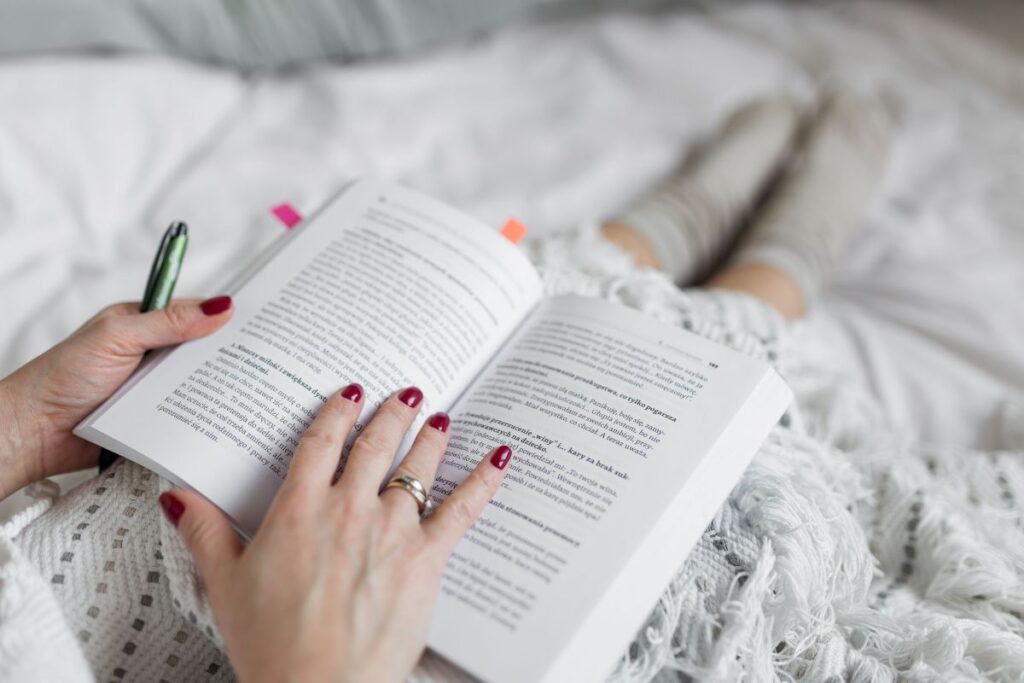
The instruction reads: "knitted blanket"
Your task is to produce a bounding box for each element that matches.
[533,236,1024,683]
[6,234,1024,682]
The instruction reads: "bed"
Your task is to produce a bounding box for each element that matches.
[1,1,1022,679]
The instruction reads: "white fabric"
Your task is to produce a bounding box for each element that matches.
[0,482,91,683]
[5,246,1024,682]
[1,1,1023,680]
[1,2,1021,456]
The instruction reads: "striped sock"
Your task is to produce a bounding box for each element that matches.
[611,97,801,284]
[727,88,895,305]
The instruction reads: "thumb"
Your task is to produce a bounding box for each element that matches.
[96,296,234,357]
[159,489,243,595]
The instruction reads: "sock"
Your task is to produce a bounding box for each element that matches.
[610,97,801,284]
[727,88,895,305]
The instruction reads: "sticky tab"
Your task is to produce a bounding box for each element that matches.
[270,203,303,230]
[500,218,527,245]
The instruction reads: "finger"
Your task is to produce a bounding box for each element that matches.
[423,445,512,551]
[378,412,451,520]
[159,489,243,597]
[337,386,424,499]
[89,296,234,357]
[272,383,363,512]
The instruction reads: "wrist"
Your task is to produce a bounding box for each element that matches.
[0,377,43,499]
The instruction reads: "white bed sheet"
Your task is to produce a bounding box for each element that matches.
[1,1,1021,465]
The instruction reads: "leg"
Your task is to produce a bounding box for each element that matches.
[606,88,894,322]
[604,97,801,283]
[721,89,894,310]
[707,262,806,321]
[601,220,662,270]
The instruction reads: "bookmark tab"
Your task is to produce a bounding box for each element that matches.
[270,203,303,230]
[500,218,527,245]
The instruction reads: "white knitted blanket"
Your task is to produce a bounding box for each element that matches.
[4,233,1024,682]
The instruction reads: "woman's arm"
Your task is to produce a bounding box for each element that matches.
[0,378,35,499]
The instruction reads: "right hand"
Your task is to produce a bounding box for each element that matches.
[158,385,512,683]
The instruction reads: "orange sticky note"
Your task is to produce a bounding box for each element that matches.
[500,218,527,245]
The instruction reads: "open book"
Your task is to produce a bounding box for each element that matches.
[77,179,791,683]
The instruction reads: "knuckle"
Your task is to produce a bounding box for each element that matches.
[332,498,378,547]
[163,306,193,339]
[88,316,136,356]
[299,428,338,451]
[376,400,409,427]
[183,516,217,554]
[96,303,129,321]
[283,477,321,507]
[325,394,357,417]
[314,397,341,419]
[334,491,371,522]
[414,425,447,453]
[352,431,392,458]
[446,496,479,529]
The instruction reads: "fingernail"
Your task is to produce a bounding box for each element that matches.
[340,383,363,403]
[489,445,512,470]
[398,386,423,408]
[428,412,450,433]
[158,492,185,527]
[200,295,232,316]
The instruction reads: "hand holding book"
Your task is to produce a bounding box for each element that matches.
[0,297,233,501]
[0,297,512,682]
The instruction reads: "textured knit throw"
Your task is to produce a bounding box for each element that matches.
[4,231,1024,682]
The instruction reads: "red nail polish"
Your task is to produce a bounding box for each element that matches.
[398,386,423,408]
[489,445,512,470]
[428,412,450,432]
[158,492,185,527]
[199,296,232,316]
[340,383,363,403]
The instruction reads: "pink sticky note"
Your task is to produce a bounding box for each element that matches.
[270,203,303,230]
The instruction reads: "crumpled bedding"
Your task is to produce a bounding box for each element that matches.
[1,1,1023,674]
[527,237,1024,681]
[1,2,1021,453]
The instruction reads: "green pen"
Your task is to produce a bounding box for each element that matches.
[98,221,189,471]
[143,222,188,312]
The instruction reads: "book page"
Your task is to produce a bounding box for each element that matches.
[426,295,788,683]
[78,180,543,535]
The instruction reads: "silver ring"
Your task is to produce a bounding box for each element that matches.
[383,473,429,516]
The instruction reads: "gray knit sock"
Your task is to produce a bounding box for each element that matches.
[612,97,801,284]
[728,88,895,304]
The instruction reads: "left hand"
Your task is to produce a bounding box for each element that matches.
[0,296,233,498]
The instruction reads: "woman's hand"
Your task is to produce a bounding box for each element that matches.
[159,385,512,683]
[0,296,233,498]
